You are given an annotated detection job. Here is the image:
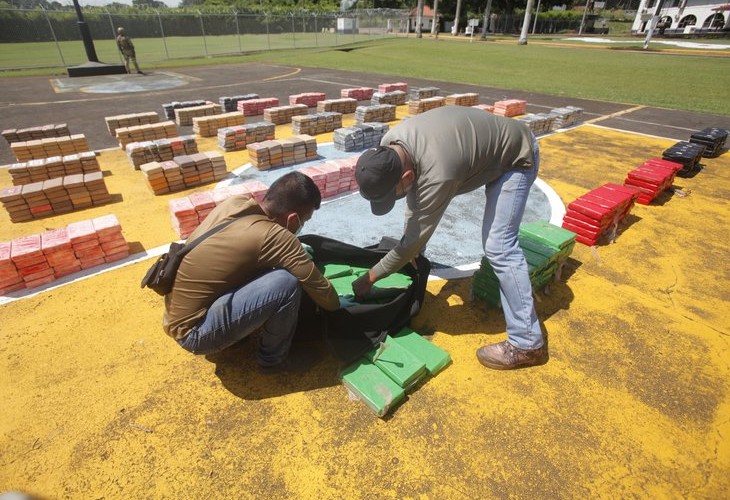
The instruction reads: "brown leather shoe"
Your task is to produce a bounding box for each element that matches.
[476,340,547,370]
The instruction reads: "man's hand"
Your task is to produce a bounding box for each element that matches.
[352,269,376,300]
[338,295,359,309]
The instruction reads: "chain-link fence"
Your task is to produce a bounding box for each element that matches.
[0,8,410,70]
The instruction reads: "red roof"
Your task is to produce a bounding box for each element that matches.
[409,5,440,17]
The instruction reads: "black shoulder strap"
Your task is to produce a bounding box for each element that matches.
[176,216,241,258]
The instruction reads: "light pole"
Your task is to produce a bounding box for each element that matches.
[67,0,126,76]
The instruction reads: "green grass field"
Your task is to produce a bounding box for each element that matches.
[2,35,729,115]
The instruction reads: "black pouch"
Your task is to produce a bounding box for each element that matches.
[140,242,185,296]
[298,234,431,364]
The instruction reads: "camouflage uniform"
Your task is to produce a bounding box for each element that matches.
[116,28,142,74]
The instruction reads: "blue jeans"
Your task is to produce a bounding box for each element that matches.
[481,135,543,350]
[177,269,302,366]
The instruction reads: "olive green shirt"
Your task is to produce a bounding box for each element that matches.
[163,195,339,340]
[372,106,535,279]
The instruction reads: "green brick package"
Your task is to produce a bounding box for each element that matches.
[472,220,576,306]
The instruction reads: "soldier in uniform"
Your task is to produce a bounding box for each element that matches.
[116,27,144,75]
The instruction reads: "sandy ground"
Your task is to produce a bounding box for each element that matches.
[1,101,729,497]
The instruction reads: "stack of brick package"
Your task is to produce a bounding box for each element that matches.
[238,97,280,116]
[174,103,220,127]
[371,91,407,106]
[299,156,359,199]
[219,94,259,113]
[289,92,327,108]
[0,172,111,222]
[341,87,374,101]
[217,122,276,152]
[472,104,495,113]
[517,113,556,136]
[472,221,576,307]
[355,105,396,124]
[689,127,727,158]
[407,96,446,115]
[104,112,160,136]
[662,141,706,177]
[562,183,640,246]
[139,152,227,195]
[5,151,99,185]
[125,135,198,169]
[550,106,584,128]
[192,112,245,137]
[317,98,358,114]
[2,124,70,145]
[169,181,269,238]
[262,104,308,125]
[0,241,25,294]
[333,123,389,152]
[116,121,177,149]
[623,158,683,205]
[10,135,90,162]
[291,112,343,135]
[246,135,317,170]
[162,100,208,120]
[408,87,440,100]
[445,93,479,107]
[378,82,408,93]
[493,99,527,117]
[0,215,129,294]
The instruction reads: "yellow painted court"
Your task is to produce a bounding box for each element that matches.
[1,108,729,498]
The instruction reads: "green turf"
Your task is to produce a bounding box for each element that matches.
[1,36,728,115]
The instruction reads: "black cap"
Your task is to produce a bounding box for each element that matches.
[355,146,403,215]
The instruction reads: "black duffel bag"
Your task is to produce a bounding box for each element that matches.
[297,234,431,364]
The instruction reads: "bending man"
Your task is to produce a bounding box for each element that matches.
[163,171,340,373]
[353,106,546,370]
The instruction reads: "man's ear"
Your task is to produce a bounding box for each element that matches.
[402,169,415,184]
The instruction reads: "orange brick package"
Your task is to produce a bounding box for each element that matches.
[192,112,245,137]
[289,92,326,108]
[263,104,308,125]
[291,112,343,135]
[472,104,495,113]
[238,97,280,116]
[0,172,111,222]
[10,134,90,162]
[217,122,275,152]
[354,104,396,124]
[371,91,407,106]
[139,151,228,195]
[246,135,316,170]
[125,135,198,169]
[115,121,177,149]
[493,99,527,117]
[378,82,408,93]
[445,93,480,107]
[5,151,100,185]
[174,102,220,127]
[340,87,374,101]
[316,98,358,114]
[2,123,70,145]
[407,96,445,115]
[299,156,359,199]
[104,112,160,136]
[0,214,129,294]
[169,181,269,238]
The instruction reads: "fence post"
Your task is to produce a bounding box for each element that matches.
[266,13,271,50]
[198,10,209,56]
[234,9,242,52]
[314,12,318,46]
[41,6,66,67]
[157,10,170,59]
[103,8,123,64]
[291,13,296,48]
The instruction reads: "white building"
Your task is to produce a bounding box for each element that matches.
[632,0,730,34]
